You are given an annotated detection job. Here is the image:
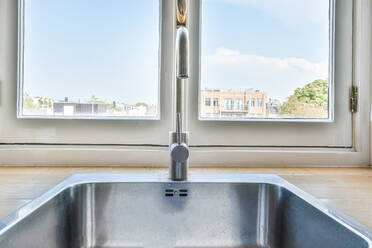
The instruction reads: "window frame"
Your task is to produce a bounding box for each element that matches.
[182,0,369,167]
[0,0,177,146]
[17,0,162,120]
[185,0,356,148]
[198,0,336,123]
[0,0,370,167]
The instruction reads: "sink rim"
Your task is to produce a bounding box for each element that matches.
[0,173,371,245]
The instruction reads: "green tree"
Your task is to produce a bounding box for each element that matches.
[24,94,37,110]
[135,102,148,108]
[88,95,106,104]
[280,79,328,118]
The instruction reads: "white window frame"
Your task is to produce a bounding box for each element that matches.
[0,0,176,146]
[189,0,352,147]
[16,0,162,121]
[0,0,370,167]
[185,0,370,166]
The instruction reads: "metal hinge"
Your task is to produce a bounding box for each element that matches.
[350,86,358,113]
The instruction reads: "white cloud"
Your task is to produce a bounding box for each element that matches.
[202,48,328,99]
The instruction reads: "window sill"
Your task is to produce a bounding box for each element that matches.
[0,144,368,167]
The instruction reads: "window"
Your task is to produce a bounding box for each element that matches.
[189,0,354,148]
[0,0,368,166]
[18,0,159,119]
[205,98,211,106]
[1,0,173,145]
[258,99,263,108]
[200,0,332,120]
[234,99,243,111]
[224,99,233,111]
[213,98,219,107]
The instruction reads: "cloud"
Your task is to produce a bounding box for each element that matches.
[201,48,328,99]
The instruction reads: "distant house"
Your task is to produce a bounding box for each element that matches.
[201,89,267,118]
[53,102,108,116]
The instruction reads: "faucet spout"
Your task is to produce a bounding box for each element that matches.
[176,27,189,79]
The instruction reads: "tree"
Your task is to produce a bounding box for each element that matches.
[135,102,148,108]
[24,94,37,110]
[88,95,106,104]
[280,79,328,118]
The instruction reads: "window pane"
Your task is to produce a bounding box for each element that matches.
[224,99,232,110]
[20,0,159,118]
[200,0,331,120]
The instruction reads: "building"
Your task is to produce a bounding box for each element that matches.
[267,98,282,117]
[53,102,108,116]
[201,89,267,118]
[114,103,157,116]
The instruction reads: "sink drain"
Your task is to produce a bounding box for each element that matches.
[164,188,188,197]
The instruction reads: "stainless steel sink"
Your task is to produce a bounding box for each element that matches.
[0,174,371,248]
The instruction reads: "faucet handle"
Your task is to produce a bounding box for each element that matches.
[170,143,189,163]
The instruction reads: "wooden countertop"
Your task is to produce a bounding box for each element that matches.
[0,167,371,229]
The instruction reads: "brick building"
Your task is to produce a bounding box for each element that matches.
[201,89,267,118]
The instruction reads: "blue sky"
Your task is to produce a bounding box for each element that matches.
[24,0,159,104]
[202,0,330,100]
[23,0,329,104]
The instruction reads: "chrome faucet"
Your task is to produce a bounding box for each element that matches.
[169,0,189,181]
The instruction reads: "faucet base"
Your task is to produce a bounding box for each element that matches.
[169,131,189,181]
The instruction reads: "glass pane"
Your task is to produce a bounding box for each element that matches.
[200,0,331,120]
[20,0,159,118]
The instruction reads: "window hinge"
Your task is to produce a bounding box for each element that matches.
[350,85,358,113]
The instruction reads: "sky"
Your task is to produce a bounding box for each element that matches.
[202,0,330,100]
[23,0,330,104]
[24,0,159,105]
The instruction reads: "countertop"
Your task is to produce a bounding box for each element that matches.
[0,167,371,229]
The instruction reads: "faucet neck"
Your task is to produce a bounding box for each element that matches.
[169,0,189,182]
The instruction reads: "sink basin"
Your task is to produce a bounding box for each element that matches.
[0,174,370,248]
